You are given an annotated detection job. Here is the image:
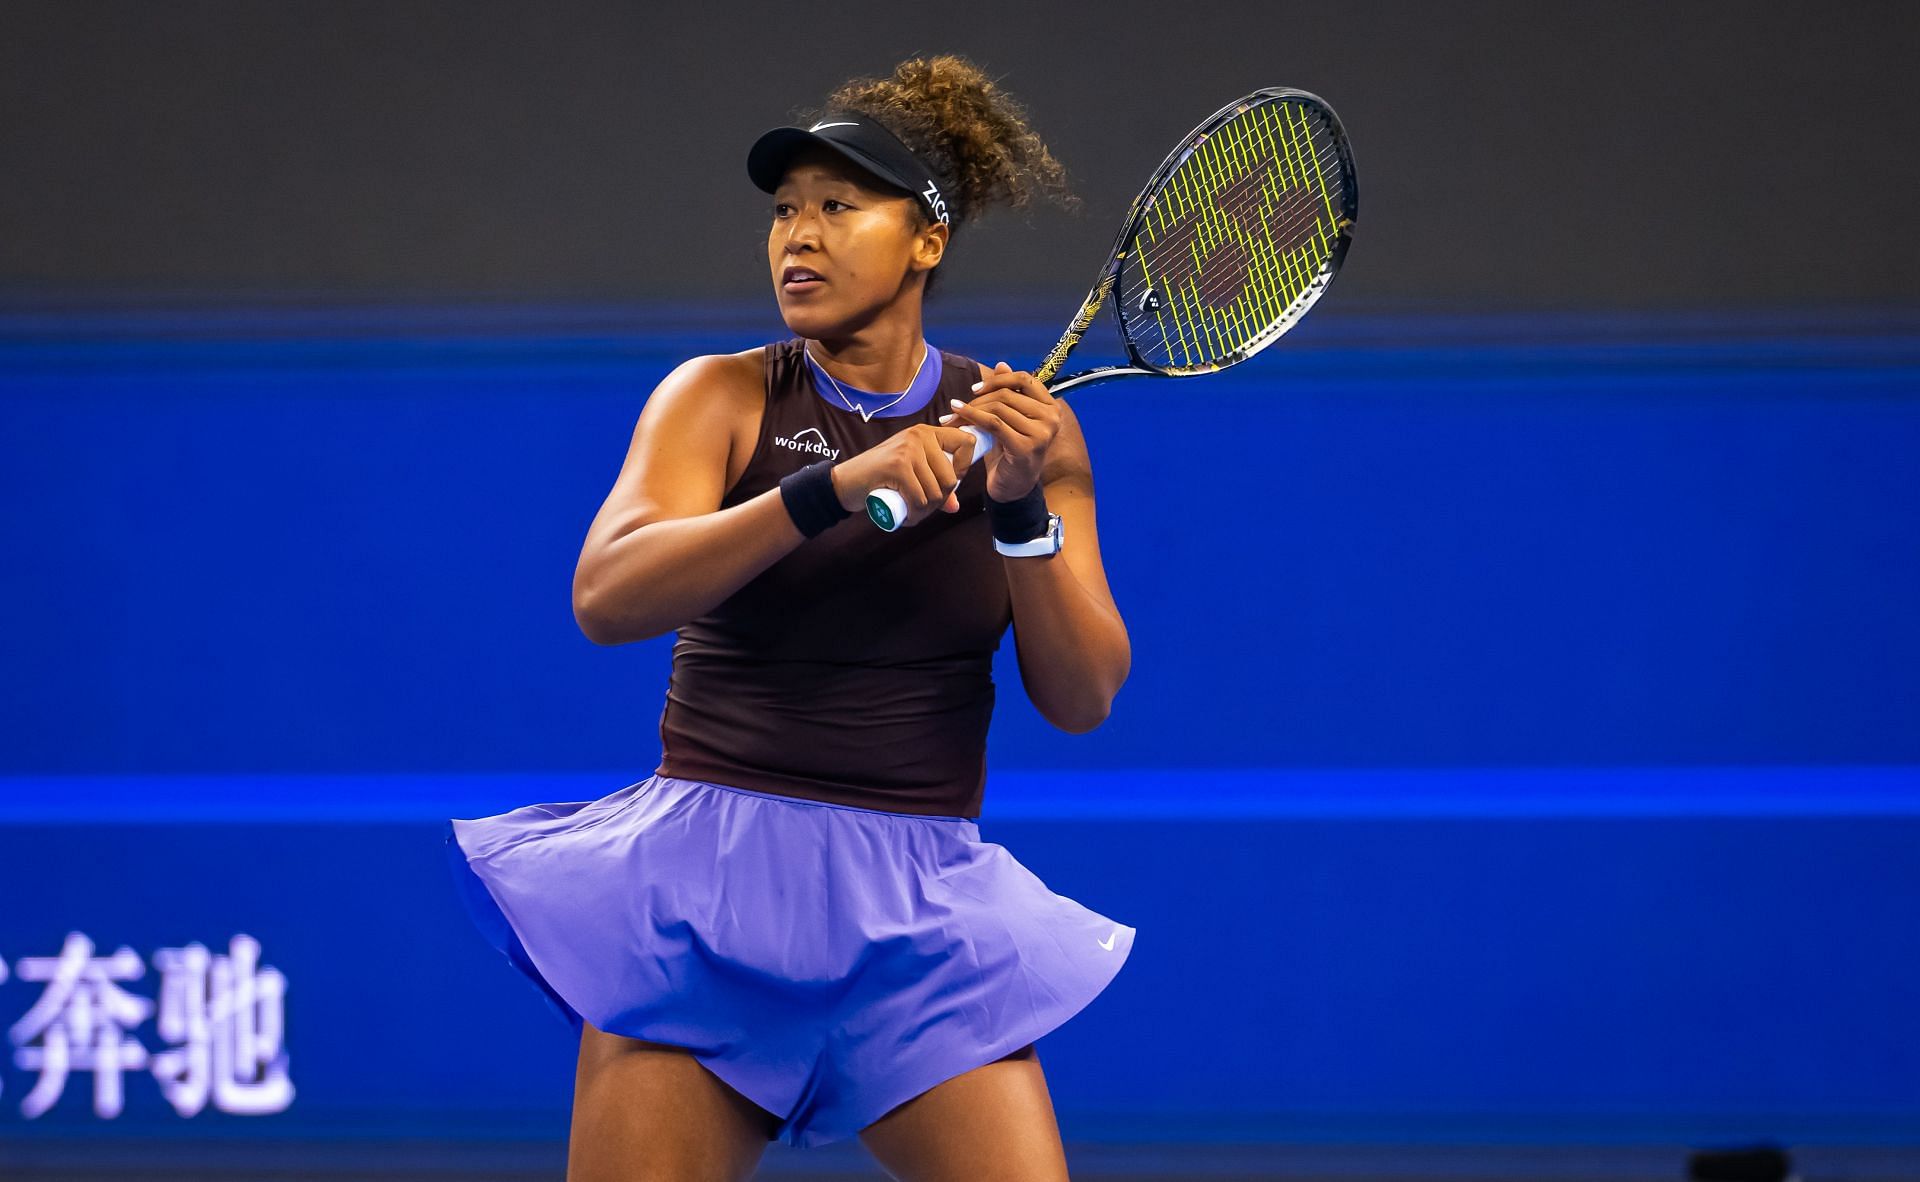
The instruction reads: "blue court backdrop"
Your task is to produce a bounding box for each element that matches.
[1,302,1917,1150]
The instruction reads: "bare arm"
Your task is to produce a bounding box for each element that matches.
[576,350,1000,646]
[572,353,807,646]
[1002,401,1131,732]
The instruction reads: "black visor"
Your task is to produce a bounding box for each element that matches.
[748,114,952,227]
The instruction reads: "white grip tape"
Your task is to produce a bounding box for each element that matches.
[866,425,993,532]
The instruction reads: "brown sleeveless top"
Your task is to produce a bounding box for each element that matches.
[654,338,1012,818]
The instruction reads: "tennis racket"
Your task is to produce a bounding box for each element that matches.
[866,86,1357,531]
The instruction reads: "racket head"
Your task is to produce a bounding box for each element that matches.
[1110,88,1357,379]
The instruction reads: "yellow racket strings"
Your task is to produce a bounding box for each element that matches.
[1121,100,1347,371]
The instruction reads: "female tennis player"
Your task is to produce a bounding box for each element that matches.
[446,55,1134,1182]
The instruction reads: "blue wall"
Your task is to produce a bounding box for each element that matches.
[1,793,1916,1149]
[1,304,1917,1148]
[4,306,1916,775]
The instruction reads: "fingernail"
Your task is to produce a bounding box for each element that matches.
[938,413,953,423]
[969,382,983,392]
[951,397,965,407]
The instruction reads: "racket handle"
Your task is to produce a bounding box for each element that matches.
[865,425,994,531]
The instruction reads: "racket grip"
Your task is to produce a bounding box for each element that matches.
[865,425,994,531]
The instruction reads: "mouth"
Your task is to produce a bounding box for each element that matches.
[781,266,826,294]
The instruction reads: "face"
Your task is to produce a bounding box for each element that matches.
[768,146,947,337]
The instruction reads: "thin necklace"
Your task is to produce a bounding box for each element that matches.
[804,340,930,423]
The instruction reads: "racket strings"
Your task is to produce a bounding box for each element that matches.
[1134,104,1340,327]
[1118,100,1350,370]
[1139,116,1326,292]
[1126,113,1340,364]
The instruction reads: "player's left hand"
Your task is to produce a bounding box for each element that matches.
[939,362,1060,503]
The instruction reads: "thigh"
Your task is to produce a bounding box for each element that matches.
[856,1044,1070,1182]
[567,1020,779,1182]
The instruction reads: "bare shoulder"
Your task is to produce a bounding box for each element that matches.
[590,347,766,537]
[654,347,763,415]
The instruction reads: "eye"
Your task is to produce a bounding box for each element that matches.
[772,201,793,218]
[823,199,848,212]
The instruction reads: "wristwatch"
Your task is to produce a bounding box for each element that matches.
[993,512,1065,558]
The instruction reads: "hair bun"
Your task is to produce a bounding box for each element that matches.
[813,55,1079,232]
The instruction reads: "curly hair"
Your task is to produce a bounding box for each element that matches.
[803,55,1078,291]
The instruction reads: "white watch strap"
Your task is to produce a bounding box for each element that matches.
[993,514,1062,557]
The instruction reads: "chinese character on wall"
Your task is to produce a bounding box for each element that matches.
[4,932,293,1119]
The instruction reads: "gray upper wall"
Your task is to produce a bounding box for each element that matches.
[2,0,1913,309]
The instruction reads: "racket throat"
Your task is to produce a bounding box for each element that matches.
[1048,365,1157,395]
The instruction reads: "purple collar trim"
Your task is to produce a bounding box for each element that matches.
[802,340,942,420]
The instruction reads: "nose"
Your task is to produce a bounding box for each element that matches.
[779,207,823,253]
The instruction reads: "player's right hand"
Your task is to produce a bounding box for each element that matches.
[829,424,981,527]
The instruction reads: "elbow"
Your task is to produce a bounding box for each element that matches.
[574,603,615,647]
[573,528,676,646]
[1051,707,1110,735]
[574,583,670,647]
[1048,686,1120,734]
[1055,649,1129,734]
[1040,653,1129,735]
[572,579,623,647]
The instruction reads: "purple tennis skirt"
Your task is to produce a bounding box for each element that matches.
[444,772,1137,1149]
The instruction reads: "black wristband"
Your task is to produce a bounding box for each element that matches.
[985,482,1049,544]
[779,459,852,538]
